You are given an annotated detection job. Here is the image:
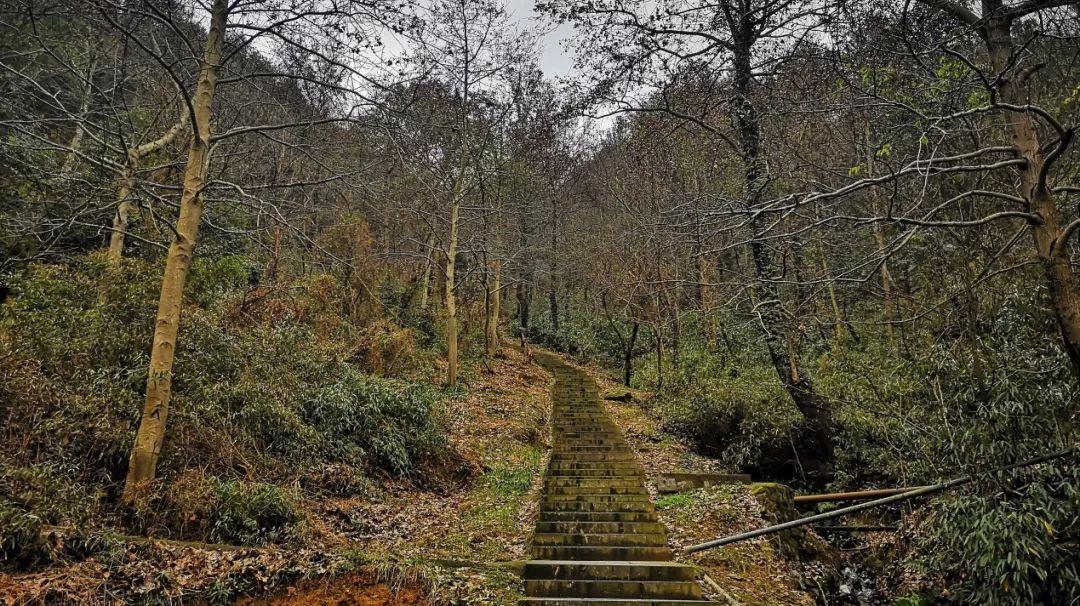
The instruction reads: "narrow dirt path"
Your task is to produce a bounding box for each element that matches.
[520,352,716,605]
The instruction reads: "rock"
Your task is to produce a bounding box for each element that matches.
[750,482,832,561]
[602,389,634,402]
[655,472,752,493]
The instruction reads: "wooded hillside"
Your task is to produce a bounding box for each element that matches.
[1,0,1077,604]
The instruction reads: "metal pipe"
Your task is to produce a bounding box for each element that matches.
[682,448,1075,554]
[794,487,930,504]
[814,525,897,532]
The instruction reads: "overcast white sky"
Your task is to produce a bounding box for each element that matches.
[504,0,577,77]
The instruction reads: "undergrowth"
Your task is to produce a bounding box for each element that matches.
[0,253,450,556]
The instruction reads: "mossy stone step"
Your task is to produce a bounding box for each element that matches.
[543,493,650,503]
[523,560,697,582]
[535,521,667,535]
[546,478,645,487]
[548,472,644,480]
[553,447,633,454]
[547,461,643,469]
[516,596,717,600]
[545,486,649,497]
[538,511,660,523]
[531,532,668,547]
[539,500,655,513]
[529,545,674,561]
[524,580,703,600]
[555,443,627,449]
[552,453,636,459]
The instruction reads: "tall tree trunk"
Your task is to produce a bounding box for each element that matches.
[864,126,896,349]
[61,56,93,175]
[517,280,531,331]
[419,230,435,310]
[654,324,664,392]
[873,223,896,347]
[446,196,460,386]
[123,0,227,500]
[983,16,1080,381]
[548,195,559,331]
[267,225,282,283]
[821,255,846,349]
[485,258,501,356]
[108,162,137,262]
[624,322,639,387]
[548,289,559,331]
[731,21,834,472]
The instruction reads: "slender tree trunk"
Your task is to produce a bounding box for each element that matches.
[267,225,282,283]
[864,127,896,349]
[654,324,664,392]
[108,162,137,263]
[517,280,531,331]
[446,197,460,385]
[485,259,501,356]
[419,230,435,310]
[873,224,896,347]
[61,64,93,174]
[822,255,846,349]
[624,322,639,387]
[549,196,559,331]
[123,0,227,500]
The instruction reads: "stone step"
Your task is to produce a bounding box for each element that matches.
[548,471,644,479]
[523,580,703,600]
[535,521,667,535]
[519,599,716,605]
[546,478,645,488]
[550,454,638,462]
[543,493,651,503]
[531,532,668,547]
[523,560,697,582]
[545,486,649,496]
[554,444,628,450]
[529,545,674,561]
[557,433,625,440]
[540,500,655,513]
[539,511,660,523]
[547,461,642,470]
[555,438,626,446]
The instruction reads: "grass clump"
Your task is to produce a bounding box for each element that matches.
[655,492,695,510]
[209,480,303,546]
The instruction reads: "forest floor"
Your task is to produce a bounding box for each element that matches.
[1,346,827,605]
[1,344,548,605]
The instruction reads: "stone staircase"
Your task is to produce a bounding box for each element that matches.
[521,353,716,605]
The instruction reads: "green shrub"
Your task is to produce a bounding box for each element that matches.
[656,360,800,470]
[0,463,102,564]
[209,480,302,546]
[303,369,447,475]
[917,462,1079,605]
